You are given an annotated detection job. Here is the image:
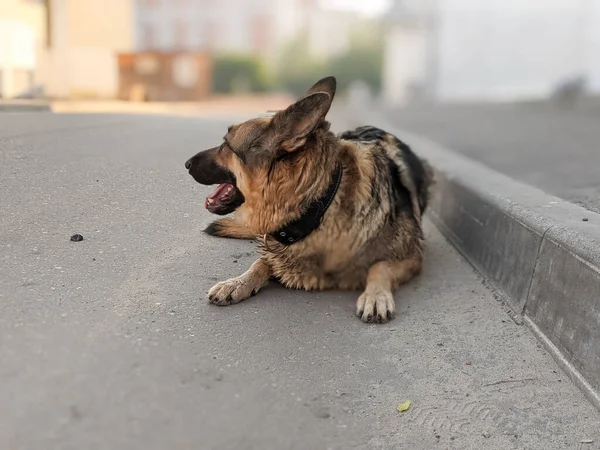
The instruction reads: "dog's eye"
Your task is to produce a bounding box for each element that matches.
[226,144,245,163]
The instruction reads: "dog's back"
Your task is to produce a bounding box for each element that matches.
[338,126,435,221]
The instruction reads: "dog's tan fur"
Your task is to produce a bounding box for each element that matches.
[190,77,434,323]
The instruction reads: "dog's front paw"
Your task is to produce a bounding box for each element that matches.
[208,277,260,306]
[356,288,395,324]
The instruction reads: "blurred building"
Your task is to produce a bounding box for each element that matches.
[1,0,363,99]
[383,0,600,106]
[133,0,357,64]
[304,8,361,61]
[40,0,134,98]
[134,0,276,57]
[0,0,46,98]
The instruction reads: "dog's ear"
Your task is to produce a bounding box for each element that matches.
[306,76,337,101]
[273,92,332,152]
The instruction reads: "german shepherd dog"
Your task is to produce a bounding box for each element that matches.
[185,77,434,323]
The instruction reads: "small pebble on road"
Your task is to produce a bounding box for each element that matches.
[70,234,84,242]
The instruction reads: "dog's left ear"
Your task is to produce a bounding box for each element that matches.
[273,92,333,152]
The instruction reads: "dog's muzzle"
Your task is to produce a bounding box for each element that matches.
[185,147,245,215]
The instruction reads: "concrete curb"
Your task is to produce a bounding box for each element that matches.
[0,101,51,112]
[352,108,600,410]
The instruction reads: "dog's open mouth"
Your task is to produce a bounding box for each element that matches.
[205,183,235,211]
[205,183,244,215]
[185,147,246,215]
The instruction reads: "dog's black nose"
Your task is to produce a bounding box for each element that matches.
[185,159,192,170]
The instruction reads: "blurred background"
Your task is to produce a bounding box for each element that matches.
[0,0,387,110]
[2,0,598,109]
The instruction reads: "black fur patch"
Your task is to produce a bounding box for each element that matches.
[339,126,388,142]
[204,221,223,237]
[390,135,429,213]
[386,159,412,219]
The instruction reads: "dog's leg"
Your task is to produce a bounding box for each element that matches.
[356,256,422,324]
[208,258,271,306]
[204,217,255,240]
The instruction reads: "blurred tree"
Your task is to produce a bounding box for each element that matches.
[276,22,384,96]
[212,54,272,93]
[276,33,327,96]
[327,22,385,94]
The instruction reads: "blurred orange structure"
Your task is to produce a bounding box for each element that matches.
[117,52,213,102]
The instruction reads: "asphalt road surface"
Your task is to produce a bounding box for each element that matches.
[391,102,600,214]
[1,112,599,450]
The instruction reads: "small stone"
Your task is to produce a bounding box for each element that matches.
[466,361,472,366]
[70,234,84,242]
[581,439,594,444]
[483,431,491,438]
[69,405,83,420]
[582,218,589,222]
[312,407,330,419]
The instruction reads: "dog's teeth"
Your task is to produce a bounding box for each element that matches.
[207,198,215,205]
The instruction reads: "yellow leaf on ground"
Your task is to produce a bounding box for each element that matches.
[397,400,411,412]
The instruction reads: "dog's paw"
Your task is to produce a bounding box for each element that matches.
[356,288,395,324]
[208,277,260,306]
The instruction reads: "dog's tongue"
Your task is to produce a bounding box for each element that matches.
[205,183,234,209]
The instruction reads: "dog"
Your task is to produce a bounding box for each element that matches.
[185,76,434,323]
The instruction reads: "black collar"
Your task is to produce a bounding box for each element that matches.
[269,163,343,246]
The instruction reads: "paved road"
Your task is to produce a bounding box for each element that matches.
[1,112,599,449]
[390,102,600,213]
